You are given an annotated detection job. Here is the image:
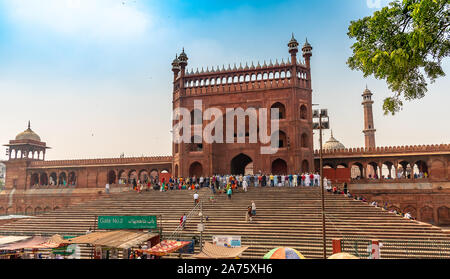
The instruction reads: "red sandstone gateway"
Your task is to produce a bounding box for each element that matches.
[171,36,314,177]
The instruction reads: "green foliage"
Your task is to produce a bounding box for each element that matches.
[348,0,449,115]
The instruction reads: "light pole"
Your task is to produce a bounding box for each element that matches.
[198,202,204,252]
[313,107,330,259]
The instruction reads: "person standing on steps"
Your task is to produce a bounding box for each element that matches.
[251,201,256,217]
[227,187,232,200]
[180,213,187,230]
[243,179,248,193]
[193,191,199,206]
[246,206,253,223]
[105,183,110,194]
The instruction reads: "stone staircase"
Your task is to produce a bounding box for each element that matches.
[0,187,449,259]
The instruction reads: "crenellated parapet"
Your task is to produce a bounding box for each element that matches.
[28,156,174,167]
[314,144,450,157]
[176,58,310,97]
[172,36,313,100]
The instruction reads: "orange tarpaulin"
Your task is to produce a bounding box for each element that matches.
[140,240,191,256]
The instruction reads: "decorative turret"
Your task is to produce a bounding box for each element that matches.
[288,33,299,50]
[302,38,313,68]
[4,121,50,161]
[177,48,188,83]
[178,48,188,68]
[288,33,299,65]
[171,54,180,81]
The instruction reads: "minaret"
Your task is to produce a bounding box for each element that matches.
[171,54,180,82]
[302,38,313,88]
[362,86,376,148]
[302,38,312,69]
[178,48,188,79]
[288,33,299,86]
[288,33,299,65]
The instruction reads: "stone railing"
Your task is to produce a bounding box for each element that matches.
[349,178,431,184]
[314,144,450,157]
[29,156,173,167]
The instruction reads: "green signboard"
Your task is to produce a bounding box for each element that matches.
[97,216,157,230]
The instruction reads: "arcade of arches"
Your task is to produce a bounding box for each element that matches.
[317,150,450,225]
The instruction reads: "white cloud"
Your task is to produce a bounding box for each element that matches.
[3,0,151,41]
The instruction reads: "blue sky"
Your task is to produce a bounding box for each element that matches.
[0,0,449,160]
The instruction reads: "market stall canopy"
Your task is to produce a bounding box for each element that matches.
[30,234,66,249]
[0,236,48,250]
[140,240,191,256]
[0,236,31,247]
[192,242,249,259]
[67,230,158,249]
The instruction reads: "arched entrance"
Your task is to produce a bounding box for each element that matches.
[438,207,450,225]
[139,170,150,184]
[58,172,67,186]
[30,173,39,187]
[301,160,309,173]
[272,159,287,175]
[108,170,117,184]
[230,154,253,175]
[40,173,48,186]
[189,162,203,177]
[68,172,76,186]
[49,172,57,186]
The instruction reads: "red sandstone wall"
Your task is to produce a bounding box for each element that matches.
[0,192,105,216]
[349,182,450,226]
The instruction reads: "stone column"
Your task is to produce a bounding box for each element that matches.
[378,162,383,180]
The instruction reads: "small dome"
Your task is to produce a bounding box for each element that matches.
[178,48,188,62]
[323,131,345,151]
[363,86,372,95]
[172,54,180,66]
[302,38,312,53]
[288,33,299,49]
[15,122,41,142]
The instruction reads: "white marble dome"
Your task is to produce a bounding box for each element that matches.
[323,131,345,151]
[15,122,41,142]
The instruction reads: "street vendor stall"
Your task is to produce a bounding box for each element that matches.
[0,236,32,259]
[0,236,49,259]
[1,236,48,251]
[192,242,249,259]
[67,230,159,259]
[30,234,66,249]
[135,240,191,258]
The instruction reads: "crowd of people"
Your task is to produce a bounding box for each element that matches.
[109,172,416,225]
[118,173,327,194]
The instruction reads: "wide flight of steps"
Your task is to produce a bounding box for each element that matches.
[0,186,449,259]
